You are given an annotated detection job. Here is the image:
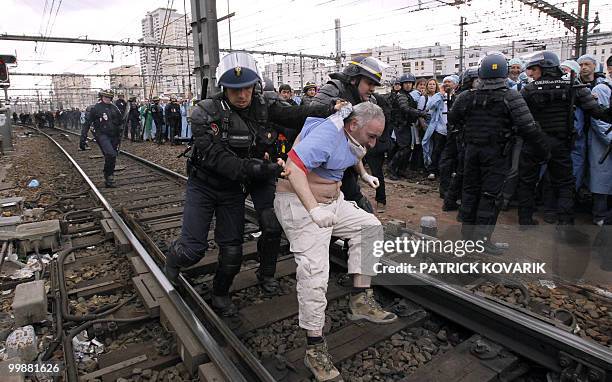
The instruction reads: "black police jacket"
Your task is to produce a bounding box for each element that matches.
[114,99,127,115]
[165,102,182,120]
[521,74,612,136]
[150,103,164,122]
[449,79,548,159]
[84,101,123,136]
[128,104,140,122]
[190,92,334,183]
[308,72,377,108]
[388,89,422,147]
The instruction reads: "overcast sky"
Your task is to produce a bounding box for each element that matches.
[2,0,611,97]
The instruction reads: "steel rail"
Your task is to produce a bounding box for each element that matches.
[31,126,250,382]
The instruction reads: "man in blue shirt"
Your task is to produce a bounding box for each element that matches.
[275,102,397,381]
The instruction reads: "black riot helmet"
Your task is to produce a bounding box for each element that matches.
[399,73,416,84]
[342,56,384,86]
[525,51,560,69]
[478,53,509,79]
[262,76,275,92]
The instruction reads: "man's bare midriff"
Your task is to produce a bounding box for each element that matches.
[277,172,341,203]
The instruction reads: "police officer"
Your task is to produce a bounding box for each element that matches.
[517,51,612,227]
[128,97,141,142]
[442,68,479,211]
[84,89,124,187]
[300,82,317,106]
[308,56,386,212]
[114,92,128,139]
[165,96,182,144]
[164,52,338,316]
[449,54,548,254]
[387,73,429,180]
[151,96,165,144]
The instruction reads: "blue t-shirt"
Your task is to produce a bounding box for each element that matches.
[288,114,358,181]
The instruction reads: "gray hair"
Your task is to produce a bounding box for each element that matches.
[348,102,385,129]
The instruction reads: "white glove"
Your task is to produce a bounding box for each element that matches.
[308,206,337,228]
[361,173,380,189]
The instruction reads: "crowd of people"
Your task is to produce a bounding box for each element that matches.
[16,49,612,381]
[159,50,612,381]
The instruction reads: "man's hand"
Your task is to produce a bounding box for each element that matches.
[308,206,336,228]
[276,158,291,178]
[361,173,380,189]
[334,99,349,111]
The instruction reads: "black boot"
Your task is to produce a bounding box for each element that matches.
[164,240,198,286]
[212,246,243,316]
[211,294,238,317]
[256,211,282,296]
[543,212,557,224]
[104,174,116,188]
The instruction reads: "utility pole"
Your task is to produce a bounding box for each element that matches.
[516,0,589,59]
[299,53,304,91]
[576,0,590,57]
[191,0,221,99]
[459,16,466,73]
[335,19,342,72]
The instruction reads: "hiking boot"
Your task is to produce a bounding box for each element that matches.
[376,202,386,213]
[304,340,343,382]
[79,144,91,151]
[211,295,238,317]
[348,289,397,324]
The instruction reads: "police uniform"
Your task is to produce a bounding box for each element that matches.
[441,68,479,211]
[128,98,141,141]
[150,98,165,144]
[517,52,612,226]
[165,53,334,315]
[165,98,182,144]
[114,96,128,139]
[388,74,429,179]
[449,54,548,254]
[84,90,124,187]
[308,57,386,213]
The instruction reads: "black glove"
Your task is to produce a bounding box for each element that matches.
[243,159,283,180]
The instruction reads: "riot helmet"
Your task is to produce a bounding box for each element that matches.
[216,52,262,89]
[398,73,416,84]
[478,53,509,79]
[262,76,275,92]
[525,51,560,69]
[342,56,385,86]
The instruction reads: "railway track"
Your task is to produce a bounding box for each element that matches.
[6,123,610,382]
